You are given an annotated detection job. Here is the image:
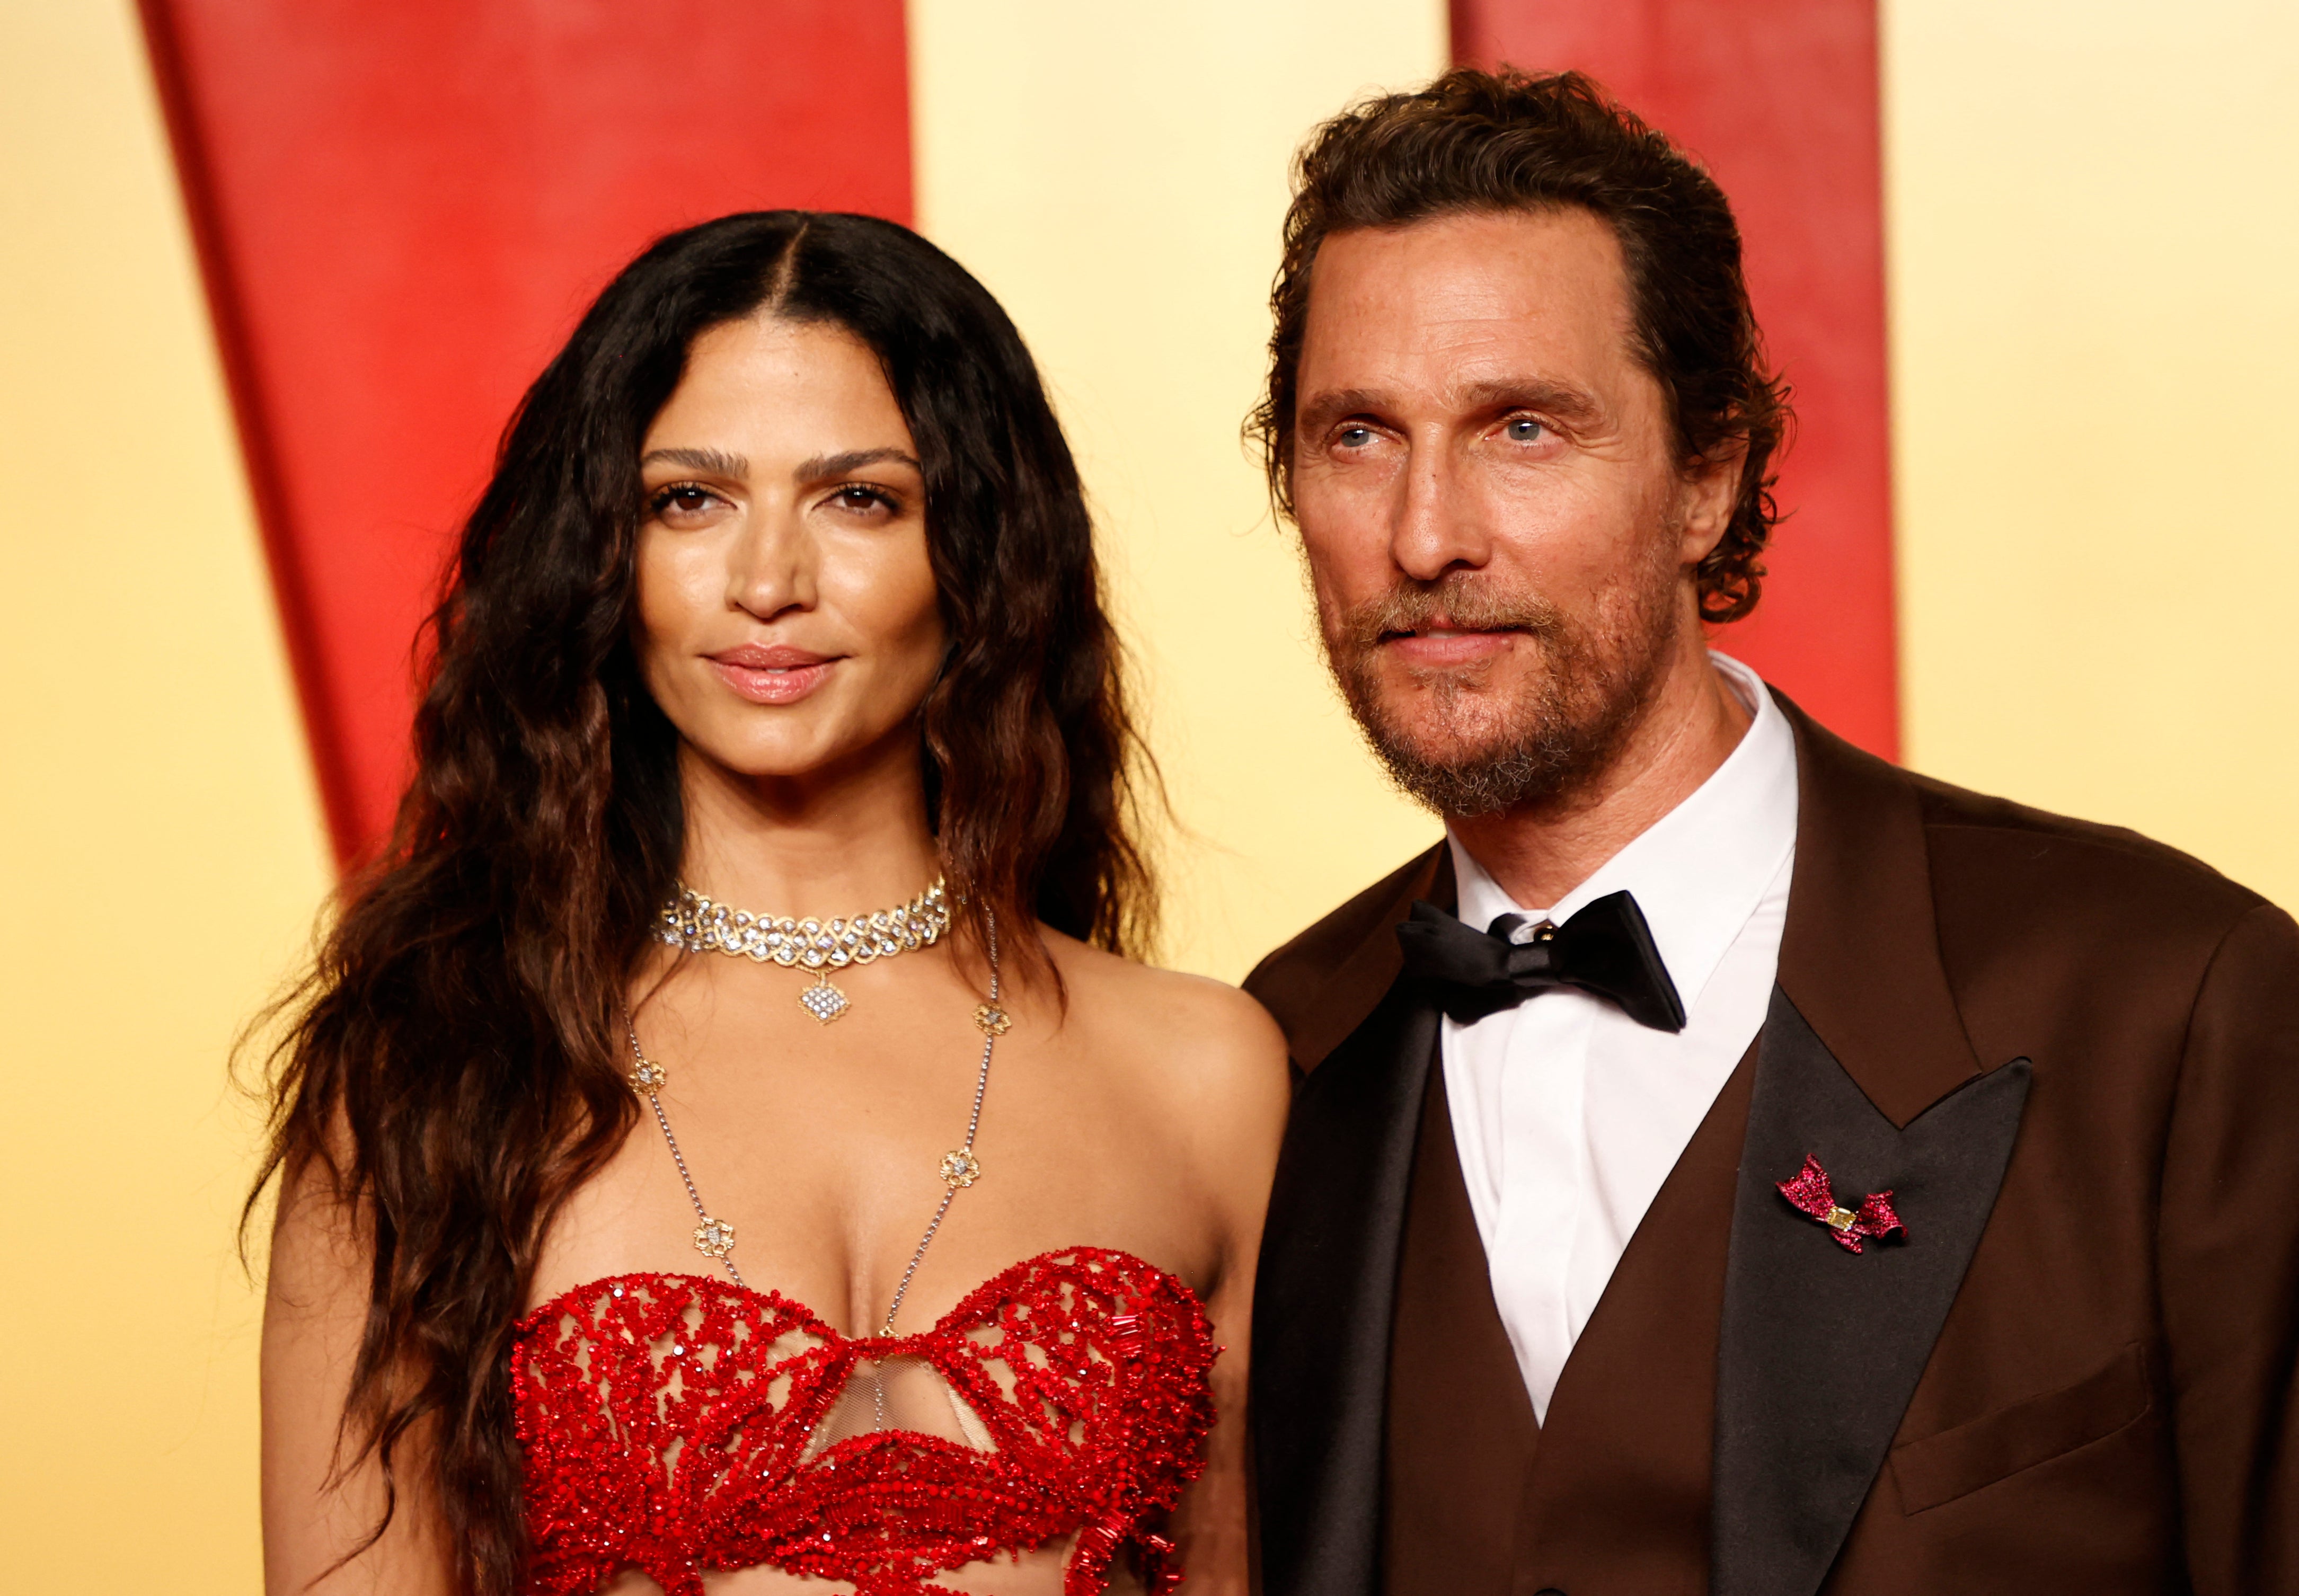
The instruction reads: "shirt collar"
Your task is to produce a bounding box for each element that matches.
[1448,650,1799,1016]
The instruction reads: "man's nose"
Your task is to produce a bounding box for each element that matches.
[1389,440,1490,582]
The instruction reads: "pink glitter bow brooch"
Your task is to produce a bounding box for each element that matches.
[1776,1154,1906,1254]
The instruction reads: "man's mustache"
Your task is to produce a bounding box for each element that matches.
[1335,577,1568,652]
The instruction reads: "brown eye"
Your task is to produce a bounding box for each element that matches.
[650,484,720,520]
[830,484,896,515]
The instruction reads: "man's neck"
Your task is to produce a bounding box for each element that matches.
[1449,645,1754,910]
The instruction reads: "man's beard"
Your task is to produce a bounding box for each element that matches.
[1321,558,1682,819]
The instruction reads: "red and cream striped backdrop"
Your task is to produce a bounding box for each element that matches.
[5,1,2294,1582]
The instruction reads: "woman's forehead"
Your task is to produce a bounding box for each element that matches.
[646,316,913,467]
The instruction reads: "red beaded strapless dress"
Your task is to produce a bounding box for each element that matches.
[512,1247,1218,1596]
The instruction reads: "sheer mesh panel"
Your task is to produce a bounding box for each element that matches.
[803,1352,998,1457]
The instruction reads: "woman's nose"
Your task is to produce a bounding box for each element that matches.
[726,506,817,618]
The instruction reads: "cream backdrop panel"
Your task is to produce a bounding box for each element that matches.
[0,1,331,1584]
[907,0,1451,979]
[1887,0,2299,907]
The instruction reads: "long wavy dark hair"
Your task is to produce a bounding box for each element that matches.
[251,211,1159,1593]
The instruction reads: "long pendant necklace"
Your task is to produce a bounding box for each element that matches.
[655,879,950,1025]
[623,909,1009,1338]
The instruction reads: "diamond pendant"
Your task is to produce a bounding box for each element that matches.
[799,971,851,1024]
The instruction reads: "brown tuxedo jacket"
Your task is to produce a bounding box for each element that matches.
[1244,695,2299,1596]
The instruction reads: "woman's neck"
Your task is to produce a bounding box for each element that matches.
[675,737,941,917]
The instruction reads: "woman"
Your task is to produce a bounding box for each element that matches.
[259,211,1288,1596]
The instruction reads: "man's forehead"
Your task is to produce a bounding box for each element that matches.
[1301,208,1634,369]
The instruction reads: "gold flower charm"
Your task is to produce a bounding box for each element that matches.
[628,1059,668,1096]
[939,1149,983,1190]
[692,1216,736,1258]
[972,1004,1011,1037]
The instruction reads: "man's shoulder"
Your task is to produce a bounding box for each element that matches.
[1244,841,1444,1069]
[1905,764,2268,930]
[1788,693,2272,942]
[1244,841,1444,1004]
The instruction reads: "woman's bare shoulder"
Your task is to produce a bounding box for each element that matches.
[1039,929,1290,1114]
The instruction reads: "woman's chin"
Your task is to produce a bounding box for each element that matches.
[676,725,912,794]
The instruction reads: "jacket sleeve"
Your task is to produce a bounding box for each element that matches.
[2158,900,2299,1594]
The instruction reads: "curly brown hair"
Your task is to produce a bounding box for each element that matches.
[1248,68,1792,622]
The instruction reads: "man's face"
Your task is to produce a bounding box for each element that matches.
[1290,207,1736,817]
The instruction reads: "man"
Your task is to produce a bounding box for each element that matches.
[1244,69,2299,1596]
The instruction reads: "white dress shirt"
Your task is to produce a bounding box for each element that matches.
[1442,651,1798,1422]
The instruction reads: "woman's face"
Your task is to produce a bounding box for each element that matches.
[634,315,943,786]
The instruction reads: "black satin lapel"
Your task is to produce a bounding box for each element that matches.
[1252,978,1441,1596]
[1712,987,2032,1596]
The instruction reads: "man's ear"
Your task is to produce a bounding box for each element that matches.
[1676,439,1747,565]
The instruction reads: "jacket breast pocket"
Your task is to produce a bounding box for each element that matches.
[1888,1341,2155,1514]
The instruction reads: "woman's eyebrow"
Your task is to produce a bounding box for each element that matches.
[794,447,923,481]
[639,446,748,476]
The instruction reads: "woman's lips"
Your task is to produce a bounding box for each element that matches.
[708,645,839,705]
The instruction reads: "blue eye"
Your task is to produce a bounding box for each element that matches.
[1505,418,1545,442]
[1337,425,1374,449]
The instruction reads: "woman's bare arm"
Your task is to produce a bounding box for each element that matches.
[262,1166,456,1595]
[1170,1268,1258,1595]
[1161,986,1292,1596]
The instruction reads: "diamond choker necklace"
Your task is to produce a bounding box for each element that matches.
[655,878,950,1024]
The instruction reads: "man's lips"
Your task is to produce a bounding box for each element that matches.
[1378,625,1522,668]
[708,643,841,705]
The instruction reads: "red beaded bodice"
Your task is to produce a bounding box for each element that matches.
[511,1247,1218,1596]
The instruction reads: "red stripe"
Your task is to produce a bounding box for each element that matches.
[139,1,915,862]
[1453,0,1898,758]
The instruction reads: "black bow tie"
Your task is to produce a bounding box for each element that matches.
[1395,890,1687,1032]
